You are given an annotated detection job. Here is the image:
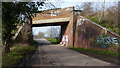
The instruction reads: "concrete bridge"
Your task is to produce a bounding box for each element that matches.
[14,7,120,52]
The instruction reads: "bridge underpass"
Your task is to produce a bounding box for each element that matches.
[13,7,76,47]
[13,7,119,66]
[31,20,115,66]
[31,7,77,47]
[30,21,117,66]
[14,6,120,51]
[32,21,69,43]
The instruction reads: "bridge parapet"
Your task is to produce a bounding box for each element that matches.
[33,17,70,24]
[32,7,74,24]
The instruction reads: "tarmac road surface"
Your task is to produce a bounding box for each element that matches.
[29,39,116,66]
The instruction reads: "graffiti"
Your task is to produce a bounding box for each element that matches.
[96,34,119,47]
[96,37,118,45]
[51,11,59,16]
[62,35,69,46]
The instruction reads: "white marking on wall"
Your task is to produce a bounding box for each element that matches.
[77,19,84,26]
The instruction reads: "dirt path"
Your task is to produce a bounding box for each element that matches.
[29,39,116,66]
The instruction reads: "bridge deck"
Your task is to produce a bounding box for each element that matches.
[32,17,70,24]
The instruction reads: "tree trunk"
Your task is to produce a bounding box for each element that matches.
[3,44,10,53]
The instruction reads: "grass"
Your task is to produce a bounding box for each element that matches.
[2,41,37,68]
[46,38,59,44]
[69,47,120,56]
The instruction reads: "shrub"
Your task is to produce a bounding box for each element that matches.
[86,16,99,24]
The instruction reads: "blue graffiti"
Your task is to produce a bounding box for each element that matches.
[96,37,119,46]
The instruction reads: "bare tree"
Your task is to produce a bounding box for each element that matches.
[38,32,45,38]
[104,4,118,34]
[42,2,61,10]
[47,26,60,38]
[75,5,82,10]
[81,2,93,16]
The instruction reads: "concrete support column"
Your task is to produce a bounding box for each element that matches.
[63,9,74,47]
[73,11,78,47]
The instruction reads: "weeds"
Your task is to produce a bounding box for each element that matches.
[2,42,37,68]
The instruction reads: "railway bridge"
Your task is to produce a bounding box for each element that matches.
[14,7,120,52]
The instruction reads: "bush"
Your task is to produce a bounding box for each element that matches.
[86,16,99,24]
[86,16,119,35]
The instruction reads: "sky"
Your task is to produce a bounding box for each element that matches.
[32,0,118,35]
[1,0,119,2]
[59,0,118,2]
[32,26,61,35]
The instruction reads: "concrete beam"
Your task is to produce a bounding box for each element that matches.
[32,17,70,24]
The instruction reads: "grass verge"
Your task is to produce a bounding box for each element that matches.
[2,41,37,68]
[68,47,119,65]
[46,38,59,44]
[69,47,120,56]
